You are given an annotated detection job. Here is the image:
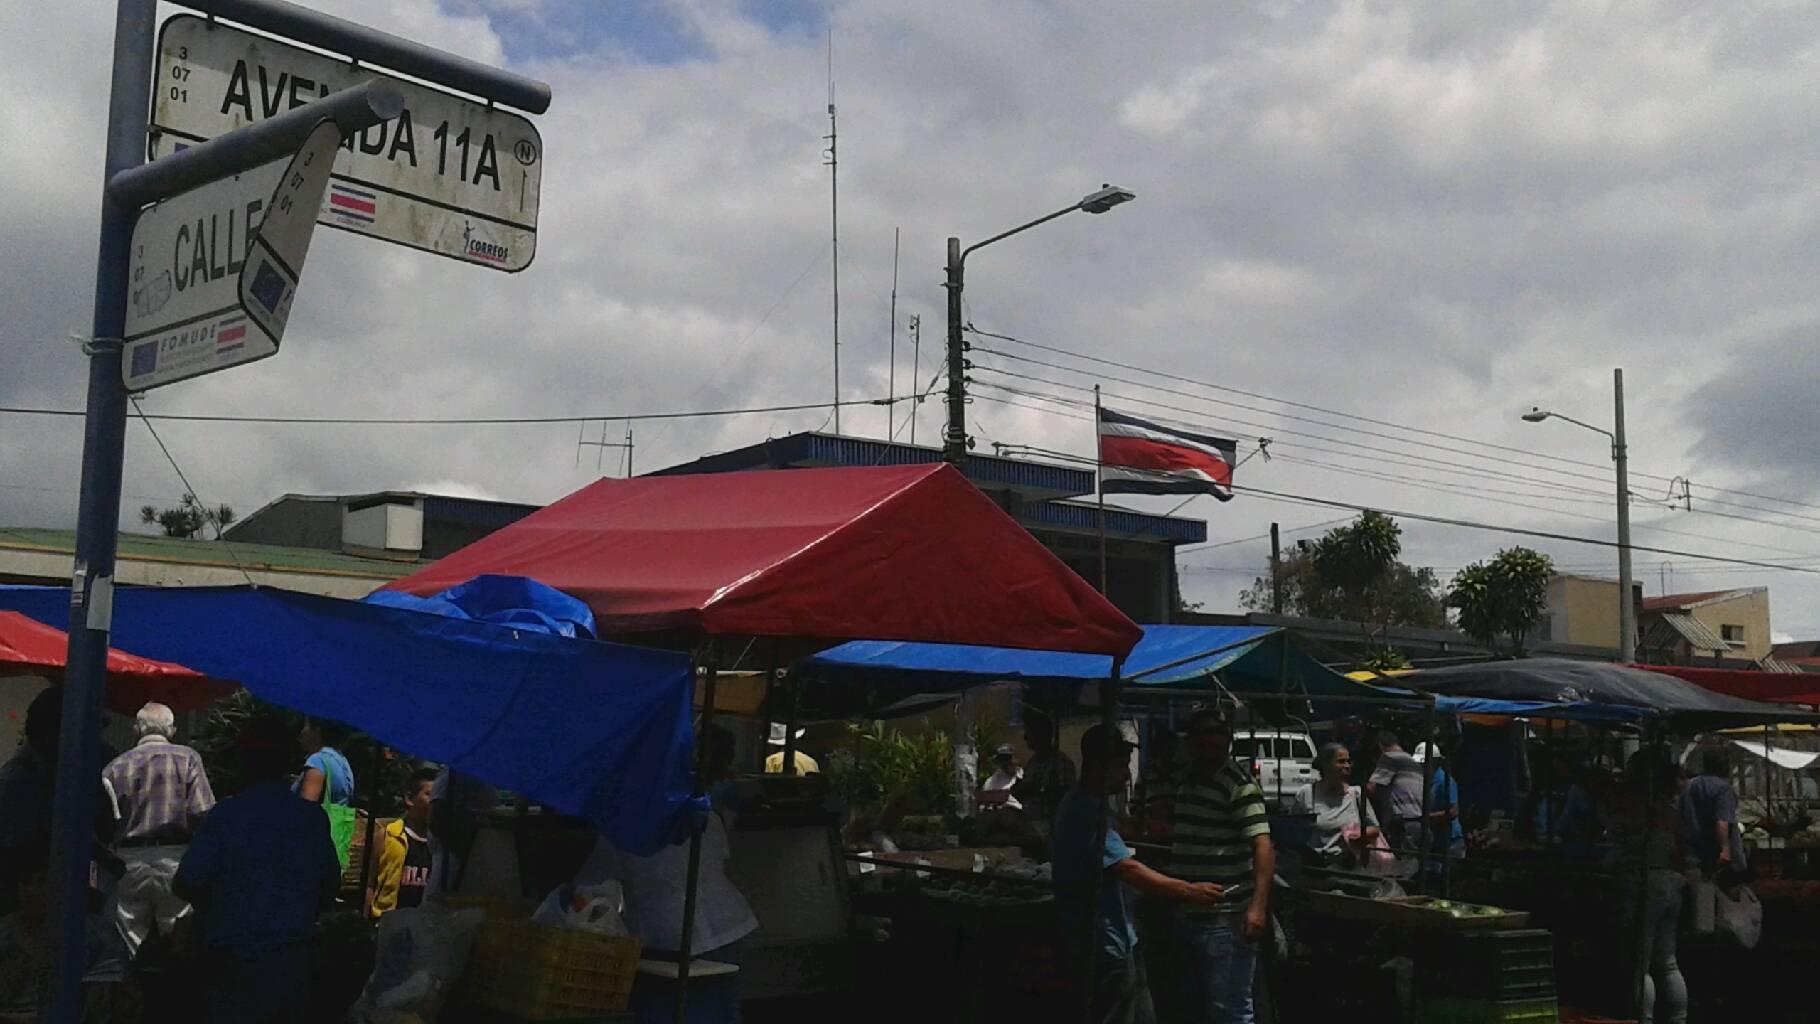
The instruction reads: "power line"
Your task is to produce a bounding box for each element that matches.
[971,369,1820,544]
[1229,484,1820,576]
[0,395,902,427]
[972,377,1820,568]
[969,324,1820,517]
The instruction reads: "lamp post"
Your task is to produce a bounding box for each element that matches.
[1523,367,1635,662]
[943,184,1136,465]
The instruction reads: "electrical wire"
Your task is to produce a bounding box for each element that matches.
[0,395,902,427]
[968,323,1820,517]
[129,398,256,586]
[971,377,1820,568]
[970,369,1820,542]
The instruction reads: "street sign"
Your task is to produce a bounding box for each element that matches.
[123,120,341,391]
[150,14,541,273]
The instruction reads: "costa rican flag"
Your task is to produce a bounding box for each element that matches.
[1098,405,1238,500]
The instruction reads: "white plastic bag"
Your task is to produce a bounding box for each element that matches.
[533,882,630,937]
[349,905,486,1024]
[1714,884,1762,950]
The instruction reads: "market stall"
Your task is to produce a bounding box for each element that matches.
[384,463,1143,1021]
[1398,658,1820,1022]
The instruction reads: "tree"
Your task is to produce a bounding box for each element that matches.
[1238,513,1447,639]
[1448,546,1555,655]
[139,493,235,539]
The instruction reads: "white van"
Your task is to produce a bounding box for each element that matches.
[1232,729,1319,810]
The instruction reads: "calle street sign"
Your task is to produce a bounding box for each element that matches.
[150,14,542,273]
[123,120,341,391]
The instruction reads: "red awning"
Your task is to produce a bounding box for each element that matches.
[1634,663,1820,706]
[0,610,236,712]
[387,464,1142,656]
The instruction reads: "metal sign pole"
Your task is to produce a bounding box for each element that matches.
[47,3,157,1020]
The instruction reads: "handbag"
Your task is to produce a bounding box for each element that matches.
[1345,786,1398,876]
[1713,884,1762,950]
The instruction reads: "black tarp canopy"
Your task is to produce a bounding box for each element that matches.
[1405,658,1818,731]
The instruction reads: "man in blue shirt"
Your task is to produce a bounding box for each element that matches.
[1055,724,1225,1024]
[1415,743,1465,887]
[175,715,342,1024]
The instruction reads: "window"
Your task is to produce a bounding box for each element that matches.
[1721,624,1745,646]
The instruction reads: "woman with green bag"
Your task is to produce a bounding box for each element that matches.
[296,718,359,870]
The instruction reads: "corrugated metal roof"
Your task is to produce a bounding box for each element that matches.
[1022,500,1208,544]
[651,431,1098,499]
[1652,612,1730,652]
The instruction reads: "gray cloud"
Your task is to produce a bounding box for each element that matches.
[5,0,1820,633]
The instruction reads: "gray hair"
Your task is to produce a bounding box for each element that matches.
[134,702,176,739]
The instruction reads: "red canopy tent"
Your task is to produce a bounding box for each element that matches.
[0,610,234,713]
[1635,662,1820,706]
[386,463,1141,656]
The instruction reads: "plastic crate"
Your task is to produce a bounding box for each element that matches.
[1426,929,1556,999]
[463,918,640,1019]
[1423,996,1559,1024]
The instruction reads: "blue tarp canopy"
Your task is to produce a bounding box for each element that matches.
[0,585,695,855]
[799,625,1424,713]
[1432,697,1653,724]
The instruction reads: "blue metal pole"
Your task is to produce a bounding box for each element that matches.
[48,2,155,1020]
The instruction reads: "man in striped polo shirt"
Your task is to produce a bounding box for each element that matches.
[1170,708,1274,1024]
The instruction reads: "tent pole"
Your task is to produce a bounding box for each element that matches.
[360,744,385,910]
[1084,661,1124,1024]
[1631,725,1659,1021]
[1415,713,1436,896]
[782,666,799,777]
[1096,384,1109,596]
[676,644,719,1024]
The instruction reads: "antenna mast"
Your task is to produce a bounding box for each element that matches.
[824,32,841,434]
[888,227,899,438]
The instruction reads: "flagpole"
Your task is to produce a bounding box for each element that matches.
[1095,384,1109,595]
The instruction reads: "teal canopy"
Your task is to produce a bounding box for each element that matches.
[798,625,1423,716]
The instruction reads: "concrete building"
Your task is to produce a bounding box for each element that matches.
[1539,574,1639,650]
[224,490,539,561]
[0,527,408,598]
[1640,587,1773,664]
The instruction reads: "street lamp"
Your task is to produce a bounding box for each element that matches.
[943,184,1137,465]
[1522,367,1635,662]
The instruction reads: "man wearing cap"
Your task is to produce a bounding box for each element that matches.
[1414,742,1464,885]
[978,745,1024,812]
[763,723,819,775]
[1055,723,1226,1024]
[1170,708,1274,1024]
[102,701,216,959]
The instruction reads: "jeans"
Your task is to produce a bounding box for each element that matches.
[205,942,311,1024]
[1178,913,1256,1024]
[1089,952,1154,1024]
[1629,869,1687,1024]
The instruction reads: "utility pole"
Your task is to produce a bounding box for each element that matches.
[1614,367,1635,663]
[908,314,922,445]
[1270,522,1283,615]
[943,236,967,464]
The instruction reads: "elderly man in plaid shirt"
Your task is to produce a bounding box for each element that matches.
[102,702,216,958]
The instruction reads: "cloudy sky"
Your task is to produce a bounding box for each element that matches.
[5,0,1820,636]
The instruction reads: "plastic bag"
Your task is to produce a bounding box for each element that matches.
[1714,884,1762,950]
[349,905,486,1024]
[533,882,630,937]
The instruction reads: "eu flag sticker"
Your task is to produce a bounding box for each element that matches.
[129,342,158,378]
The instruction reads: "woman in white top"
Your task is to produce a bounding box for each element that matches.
[573,725,757,960]
[1289,743,1381,869]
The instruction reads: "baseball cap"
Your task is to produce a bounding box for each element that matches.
[994,743,1016,759]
